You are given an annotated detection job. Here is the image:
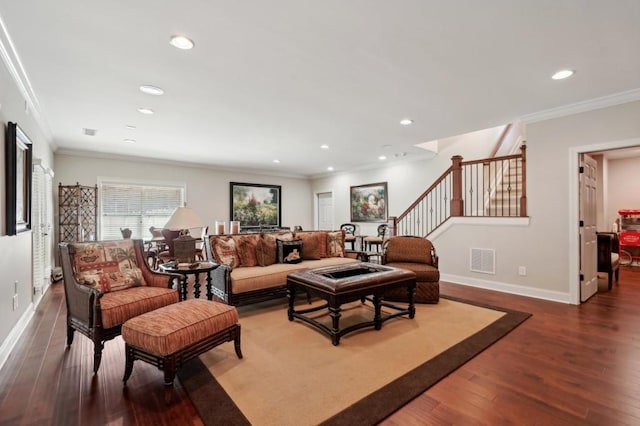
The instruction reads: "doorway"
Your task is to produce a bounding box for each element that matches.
[569,138,640,304]
[316,192,333,230]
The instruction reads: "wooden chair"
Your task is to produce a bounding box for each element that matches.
[157,229,182,265]
[195,226,209,261]
[340,223,357,250]
[364,223,388,253]
[58,239,181,373]
[597,232,620,290]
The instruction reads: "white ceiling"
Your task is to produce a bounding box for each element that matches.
[1,1,639,178]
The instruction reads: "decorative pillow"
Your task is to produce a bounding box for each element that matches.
[210,236,240,269]
[326,231,345,258]
[256,238,277,266]
[277,239,303,264]
[296,233,322,260]
[235,235,259,267]
[71,240,145,293]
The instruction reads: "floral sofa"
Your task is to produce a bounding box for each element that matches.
[205,230,362,305]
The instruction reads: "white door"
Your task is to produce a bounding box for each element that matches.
[580,153,598,302]
[317,192,333,230]
[31,160,54,301]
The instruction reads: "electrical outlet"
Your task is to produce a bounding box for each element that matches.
[518,266,527,276]
[12,294,18,311]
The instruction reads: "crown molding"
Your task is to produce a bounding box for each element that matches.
[0,13,54,145]
[520,88,640,124]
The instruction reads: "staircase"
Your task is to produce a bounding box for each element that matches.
[390,144,527,237]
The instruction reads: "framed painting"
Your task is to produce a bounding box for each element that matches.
[5,122,33,235]
[350,182,387,222]
[230,182,281,229]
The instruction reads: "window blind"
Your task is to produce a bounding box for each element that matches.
[99,181,185,240]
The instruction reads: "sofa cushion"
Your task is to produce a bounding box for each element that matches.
[230,257,359,293]
[383,262,440,282]
[277,239,303,264]
[100,286,179,329]
[326,231,345,257]
[256,238,277,266]
[235,235,259,267]
[71,239,145,293]
[294,231,328,258]
[210,236,240,269]
[296,232,322,260]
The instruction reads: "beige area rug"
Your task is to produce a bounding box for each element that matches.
[178,296,530,425]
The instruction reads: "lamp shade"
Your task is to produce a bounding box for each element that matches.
[164,206,204,232]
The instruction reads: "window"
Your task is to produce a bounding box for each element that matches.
[98,179,185,240]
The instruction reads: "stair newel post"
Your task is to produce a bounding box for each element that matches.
[387,216,397,237]
[451,155,464,217]
[519,143,527,217]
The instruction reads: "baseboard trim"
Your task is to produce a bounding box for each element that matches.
[441,273,572,304]
[0,283,52,372]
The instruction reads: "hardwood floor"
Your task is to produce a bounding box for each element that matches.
[2,268,640,425]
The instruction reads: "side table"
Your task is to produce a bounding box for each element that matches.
[158,261,218,301]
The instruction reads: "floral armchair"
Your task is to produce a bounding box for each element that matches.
[58,239,182,373]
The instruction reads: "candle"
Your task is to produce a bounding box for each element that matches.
[231,221,240,234]
[215,221,225,235]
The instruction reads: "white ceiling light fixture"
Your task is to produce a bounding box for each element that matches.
[123,138,136,144]
[125,125,137,130]
[327,166,334,171]
[400,118,413,126]
[273,159,280,163]
[139,85,164,96]
[320,144,329,149]
[137,107,154,115]
[378,155,387,160]
[170,35,195,50]
[552,69,575,80]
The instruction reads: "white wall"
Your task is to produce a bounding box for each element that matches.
[53,154,314,240]
[0,54,55,352]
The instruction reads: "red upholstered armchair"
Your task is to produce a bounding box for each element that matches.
[381,235,440,303]
[59,239,182,373]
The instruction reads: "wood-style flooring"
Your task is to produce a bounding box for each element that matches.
[1,268,639,425]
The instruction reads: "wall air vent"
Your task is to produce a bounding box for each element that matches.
[82,128,97,136]
[470,248,495,274]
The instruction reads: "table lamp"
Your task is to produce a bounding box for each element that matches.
[164,205,204,263]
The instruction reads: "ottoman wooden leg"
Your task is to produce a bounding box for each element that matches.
[123,344,134,384]
[234,324,243,359]
[163,357,177,404]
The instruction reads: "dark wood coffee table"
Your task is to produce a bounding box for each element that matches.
[287,262,416,345]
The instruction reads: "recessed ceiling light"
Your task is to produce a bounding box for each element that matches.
[400,119,413,126]
[273,159,280,163]
[169,35,195,50]
[320,144,329,149]
[552,69,574,80]
[125,125,137,130]
[137,107,154,115]
[327,166,334,171]
[139,85,164,96]
[379,155,387,160]
[123,138,136,144]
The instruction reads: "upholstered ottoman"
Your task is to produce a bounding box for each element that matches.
[122,299,242,403]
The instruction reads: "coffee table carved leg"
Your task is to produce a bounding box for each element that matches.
[329,306,342,346]
[193,272,201,299]
[287,286,296,321]
[408,285,416,319]
[373,295,383,330]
